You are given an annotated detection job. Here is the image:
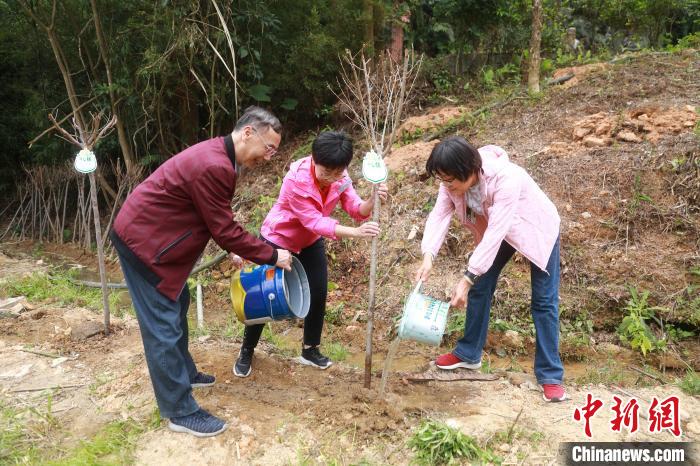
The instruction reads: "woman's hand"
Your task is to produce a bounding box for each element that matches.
[449,277,472,309]
[414,253,434,283]
[359,183,389,217]
[376,182,388,202]
[353,221,381,238]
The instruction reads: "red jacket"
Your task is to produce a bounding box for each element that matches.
[111,135,276,301]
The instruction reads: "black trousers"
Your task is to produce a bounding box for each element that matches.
[242,237,327,349]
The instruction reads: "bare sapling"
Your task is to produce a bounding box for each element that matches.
[47,111,117,334]
[332,48,421,388]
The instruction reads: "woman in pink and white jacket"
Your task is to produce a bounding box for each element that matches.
[415,136,566,402]
[233,131,388,377]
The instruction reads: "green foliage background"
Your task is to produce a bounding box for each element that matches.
[0,0,697,197]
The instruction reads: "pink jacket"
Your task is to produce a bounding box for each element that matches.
[421,145,560,276]
[261,156,369,253]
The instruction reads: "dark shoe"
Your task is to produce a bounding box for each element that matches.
[233,347,254,378]
[168,409,227,437]
[191,372,215,388]
[299,346,332,369]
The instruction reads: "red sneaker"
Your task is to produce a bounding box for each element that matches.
[542,384,567,402]
[435,353,481,370]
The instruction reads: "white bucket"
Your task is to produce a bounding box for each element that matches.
[397,281,449,346]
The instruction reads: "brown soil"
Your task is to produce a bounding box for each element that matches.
[552,63,610,88]
[398,106,469,137]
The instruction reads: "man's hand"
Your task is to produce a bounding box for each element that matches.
[229,252,244,269]
[275,249,293,271]
[450,277,472,309]
[414,253,434,283]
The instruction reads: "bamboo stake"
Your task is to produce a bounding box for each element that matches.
[364,186,381,388]
[89,171,110,334]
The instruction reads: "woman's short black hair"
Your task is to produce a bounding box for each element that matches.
[425,136,482,181]
[311,131,353,168]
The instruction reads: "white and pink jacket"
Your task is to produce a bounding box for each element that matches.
[261,156,369,253]
[421,145,560,276]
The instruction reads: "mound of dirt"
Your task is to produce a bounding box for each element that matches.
[398,106,467,137]
[384,140,439,173]
[571,105,698,146]
[552,63,609,88]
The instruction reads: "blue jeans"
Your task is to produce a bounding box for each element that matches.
[453,237,564,385]
[117,252,199,418]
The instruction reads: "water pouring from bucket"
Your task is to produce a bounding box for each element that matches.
[379,281,450,396]
[230,256,310,325]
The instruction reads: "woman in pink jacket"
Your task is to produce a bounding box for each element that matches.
[234,131,388,376]
[415,136,566,402]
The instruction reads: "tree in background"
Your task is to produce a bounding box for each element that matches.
[528,0,543,93]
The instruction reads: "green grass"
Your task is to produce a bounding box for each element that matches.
[573,358,631,386]
[0,269,120,312]
[678,370,700,396]
[408,419,501,465]
[1,397,156,466]
[45,418,146,466]
[187,314,244,340]
[1,402,41,464]
[321,341,349,362]
[262,324,297,357]
[325,301,345,325]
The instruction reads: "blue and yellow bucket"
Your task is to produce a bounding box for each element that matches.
[230,256,310,325]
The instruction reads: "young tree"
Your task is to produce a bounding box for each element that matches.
[333,49,422,388]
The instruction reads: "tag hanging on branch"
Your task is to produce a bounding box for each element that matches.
[362,150,388,184]
[74,148,97,174]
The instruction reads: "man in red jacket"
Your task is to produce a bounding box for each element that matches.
[111,106,292,437]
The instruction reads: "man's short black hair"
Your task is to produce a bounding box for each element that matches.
[426,136,482,181]
[311,131,353,168]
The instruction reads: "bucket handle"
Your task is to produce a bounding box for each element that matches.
[412,280,423,296]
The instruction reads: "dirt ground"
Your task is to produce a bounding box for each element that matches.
[2,50,700,464]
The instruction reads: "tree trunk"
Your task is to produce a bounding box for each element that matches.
[179,78,199,149]
[389,2,407,62]
[363,0,374,54]
[373,1,385,53]
[45,27,87,133]
[527,0,543,94]
[90,0,136,174]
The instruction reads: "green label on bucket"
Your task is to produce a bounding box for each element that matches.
[398,291,449,346]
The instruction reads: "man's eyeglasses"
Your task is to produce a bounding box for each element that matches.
[252,127,278,156]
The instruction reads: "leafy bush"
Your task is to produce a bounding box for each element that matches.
[617,287,667,356]
[408,419,500,465]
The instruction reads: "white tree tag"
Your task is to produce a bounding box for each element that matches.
[74,149,97,174]
[362,150,388,184]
